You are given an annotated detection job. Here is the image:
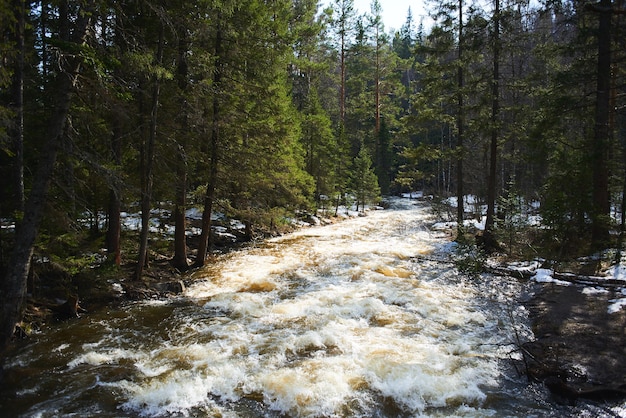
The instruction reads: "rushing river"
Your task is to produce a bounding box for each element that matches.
[0,199,620,417]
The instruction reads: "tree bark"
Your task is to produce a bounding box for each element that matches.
[0,1,94,350]
[590,0,612,247]
[196,20,223,267]
[484,0,500,249]
[106,116,123,266]
[172,28,190,271]
[172,166,189,270]
[135,24,164,280]
[9,0,26,215]
[105,11,127,267]
[456,0,465,230]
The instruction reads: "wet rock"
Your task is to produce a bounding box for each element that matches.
[123,285,159,300]
[50,295,87,319]
[544,376,626,403]
[147,280,186,296]
[165,280,185,294]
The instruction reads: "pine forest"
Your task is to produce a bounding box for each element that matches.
[0,0,625,351]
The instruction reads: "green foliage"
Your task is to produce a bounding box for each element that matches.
[395,143,442,192]
[299,87,337,203]
[452,230,486,279]
[351,143,381,210]
[430,196,455,222]
[495,183,529,255]
[1,0,625,296]
[539,157,593,255]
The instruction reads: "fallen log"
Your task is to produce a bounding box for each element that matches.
[485,265,625,289]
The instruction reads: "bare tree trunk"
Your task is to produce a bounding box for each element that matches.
[340,26,346,124]
[172,166,188,270]
[106,118,123,266]
[484,0,500,249]
[172,29,190,271]
[456,0,465,230]
[590,0,612,247]
[0,1,94,350]
[10,0,26,215]
[196,20,223,267]
[105,12,127,267]
[374,18,381,136]
[135,24,164,280]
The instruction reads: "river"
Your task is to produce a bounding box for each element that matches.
[0,198,622,417]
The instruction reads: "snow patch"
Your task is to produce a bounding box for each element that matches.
[604,262,626,282]
[608,298,626,314]
[531,269,572,286]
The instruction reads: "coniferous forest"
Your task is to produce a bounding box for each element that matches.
[0,0,625,350]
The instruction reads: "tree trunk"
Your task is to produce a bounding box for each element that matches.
[106,116,122,266]
[340,25,346,124]
[484,0,500,249]
[374,19,381,136]
[196,20,223,267]
[9,0,26,215]
[172,28,190,271]
[172,166,189,270]
[106,189,122,266]
[0,1,94,350]
[135,25,164,280]
[590,0,612,247]
[456,0,464,230]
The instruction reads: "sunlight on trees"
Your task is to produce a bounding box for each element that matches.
[0,0,624,348]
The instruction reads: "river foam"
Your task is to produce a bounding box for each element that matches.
[102,200,512,416]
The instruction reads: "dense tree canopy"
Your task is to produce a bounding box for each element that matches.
[0,0,625,347]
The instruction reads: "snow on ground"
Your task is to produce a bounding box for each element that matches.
[608,291,626,314]
[507,261,626,313]
[604,262,626,313]
[605,262,626,281]
[530,268,572,286]
[401,191,423,199]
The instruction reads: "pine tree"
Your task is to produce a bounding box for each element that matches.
[0,0,97,350]
[351,142,381,211]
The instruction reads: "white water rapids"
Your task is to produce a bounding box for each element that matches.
[4,198,590,417]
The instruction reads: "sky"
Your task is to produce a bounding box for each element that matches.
[323,0,430,33]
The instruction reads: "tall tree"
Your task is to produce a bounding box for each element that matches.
[483,0,501,248]
[290,0,339,206]
[196,13,224,267]
[351,141,381,211]
[135,9,170,280]
[589,0,613,247]
[367,0,398,195]
[456,0,465,228]
[333,0,356,126]
[8,0,26,215]
[0,0,96,350]
[103,5,129,268]
[171,14,192,271]
[371,0,383,136]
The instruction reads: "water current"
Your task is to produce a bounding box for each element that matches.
[0,199,620,417]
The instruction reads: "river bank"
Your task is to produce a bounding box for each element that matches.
[523,281,626,404]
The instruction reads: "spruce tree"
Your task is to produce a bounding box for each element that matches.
[351,142,381,211]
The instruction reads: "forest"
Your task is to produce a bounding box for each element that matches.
[0,0,624,351]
